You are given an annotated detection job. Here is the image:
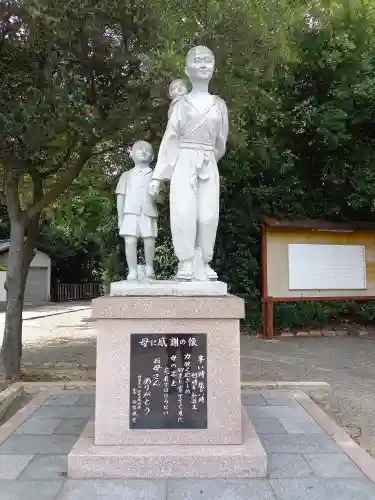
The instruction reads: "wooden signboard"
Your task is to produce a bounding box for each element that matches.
[261,218,375,338]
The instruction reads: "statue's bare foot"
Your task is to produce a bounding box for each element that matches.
[145,265,155,279]
[176,260,193,281]
[127,269,138,281]
[203,264,217,281]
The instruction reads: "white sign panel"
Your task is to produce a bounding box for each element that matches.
[288,244,366,290]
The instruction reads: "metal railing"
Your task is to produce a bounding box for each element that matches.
[52,282,103,302]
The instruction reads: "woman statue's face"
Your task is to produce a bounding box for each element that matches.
[186,48,215,83]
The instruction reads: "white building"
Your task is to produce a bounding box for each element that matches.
[0,240,51,302]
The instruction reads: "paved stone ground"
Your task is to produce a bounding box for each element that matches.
[1,390,375,499]
[241,336,375,457]
[4,306,375,457]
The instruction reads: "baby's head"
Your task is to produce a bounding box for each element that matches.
[169,79,188,100]
[130,140,154,165]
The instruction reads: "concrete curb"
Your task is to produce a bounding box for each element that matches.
[0,380,334,431]
[22,306,91,322]
[293,389,375,486]
[241,381,334,415]
[0,390,50,445]
[0,385,24,421]
[2,380,332,396]
[280,328,369,338]
[241,380,332,393]
[7,381,96,394]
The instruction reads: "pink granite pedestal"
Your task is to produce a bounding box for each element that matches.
[68,294,267,478]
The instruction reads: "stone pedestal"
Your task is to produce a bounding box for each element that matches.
[68,287,266,478]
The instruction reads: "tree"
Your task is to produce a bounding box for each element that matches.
[0,0,188,379]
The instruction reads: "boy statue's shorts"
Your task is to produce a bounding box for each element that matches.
[119,213,157,238]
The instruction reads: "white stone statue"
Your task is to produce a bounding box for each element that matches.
[116,140,161,281]
[150,46,228,281]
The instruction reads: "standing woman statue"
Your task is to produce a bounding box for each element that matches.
[149,46,228,281]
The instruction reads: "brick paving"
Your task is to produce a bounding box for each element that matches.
[1,390,375,499]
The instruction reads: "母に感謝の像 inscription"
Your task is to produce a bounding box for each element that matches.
[129,334,207,429]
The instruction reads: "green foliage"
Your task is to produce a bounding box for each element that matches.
[214,0,375,329]
[275,302,336,330]
[0,264,7,271]
[274,300,375,331]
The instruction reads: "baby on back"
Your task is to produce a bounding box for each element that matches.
[168,79,189,118]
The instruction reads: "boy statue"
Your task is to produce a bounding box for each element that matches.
[116,140,161,281]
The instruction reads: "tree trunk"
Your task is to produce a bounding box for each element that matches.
[0,166,43,381]
[0,212,41,381]
[0,148,92,380]
[1,219,26,380]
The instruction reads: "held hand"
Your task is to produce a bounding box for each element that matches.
[156,192,165,204]
[149,179,161,196]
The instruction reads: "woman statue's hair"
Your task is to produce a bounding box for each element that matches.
[186,45,215,64]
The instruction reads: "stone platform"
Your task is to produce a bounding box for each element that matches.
[82,293,265,479]
[68,408,266,479]
[110,279,228,296]
[1,389,375,499]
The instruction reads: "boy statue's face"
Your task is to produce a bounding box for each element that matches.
[131,141,153,165]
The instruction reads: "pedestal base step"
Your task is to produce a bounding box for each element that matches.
[110,279,228,297]
[68,412,266,479]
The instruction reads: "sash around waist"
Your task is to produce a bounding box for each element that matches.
[179,139,215,151]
